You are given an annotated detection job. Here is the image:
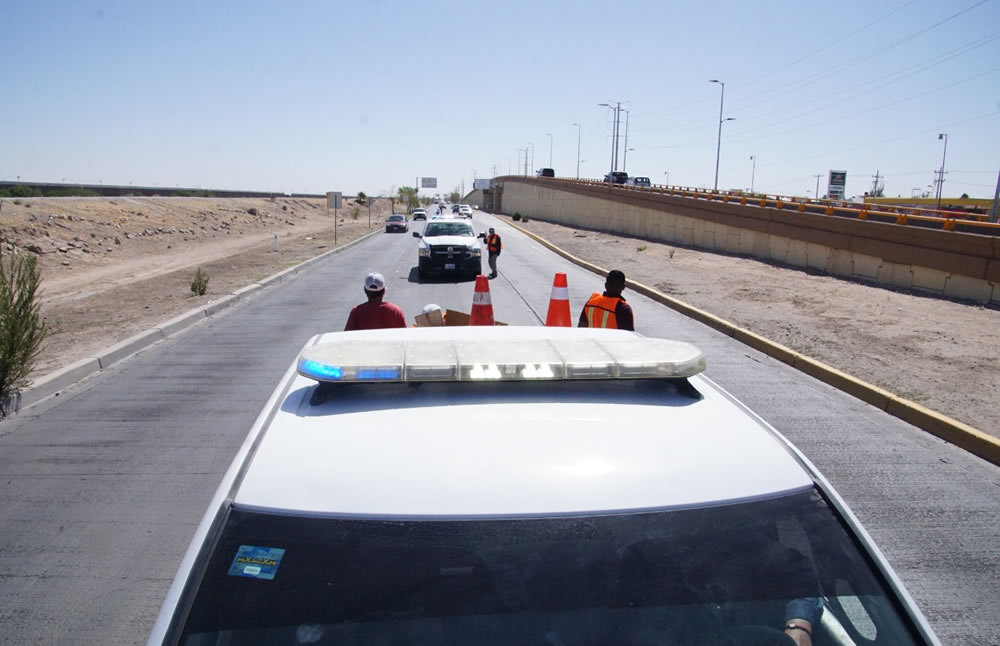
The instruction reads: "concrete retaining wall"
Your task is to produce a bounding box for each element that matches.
[496,179,1000,305]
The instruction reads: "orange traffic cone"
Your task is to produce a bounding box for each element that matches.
[545,272,572,327]
[469,275,495,326]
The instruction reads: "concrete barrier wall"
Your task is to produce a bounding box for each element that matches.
[496,178,1000,305]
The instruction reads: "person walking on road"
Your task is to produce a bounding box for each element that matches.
[486,227,502,278]
[578,269,634,331]
[344,272,407,330]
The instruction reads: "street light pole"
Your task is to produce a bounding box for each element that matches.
[529,142,534,175]
[622,109,630,172]
[598,102,621,173]
[750,155,756,193]
[935,133,949,210]
[572,123,581,179]
[813,174,822,200]
[709,79,728,191]
[546,133,553,167]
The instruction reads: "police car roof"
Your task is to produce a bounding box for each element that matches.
[233,327,812,518]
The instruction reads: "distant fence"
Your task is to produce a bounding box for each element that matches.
[0,181,324,199]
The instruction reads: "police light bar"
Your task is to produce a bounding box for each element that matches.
[297,336,706,383]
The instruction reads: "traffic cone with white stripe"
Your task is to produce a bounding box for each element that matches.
[545,272,572,327]
[469,275,495,326]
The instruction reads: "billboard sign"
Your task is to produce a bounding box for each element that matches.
[828,171,847,200]
[326,191,342,209]
[421,177,437,188]
[473,179,490,190]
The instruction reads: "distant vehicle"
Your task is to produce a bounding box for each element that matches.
[537,168,555,178]
[412,219,483,279]
[604,171,628,184]
[385,214,408,233]
[459,205,473,218]
[626,176,651,187]
[412,208,427,221]
[452,204,460,213]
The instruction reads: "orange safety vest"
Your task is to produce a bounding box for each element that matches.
[583,293,622,329]
[486,234,502,254]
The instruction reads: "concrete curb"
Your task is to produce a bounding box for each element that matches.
[20,229,380,408]
[506,217,1000,466]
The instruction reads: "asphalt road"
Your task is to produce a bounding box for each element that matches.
[0,209,997,645]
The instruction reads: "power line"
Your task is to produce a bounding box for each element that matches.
[734,0,917,89]
[729,0,992,112]
[727,31,1000,130]
[722,66,1000,145]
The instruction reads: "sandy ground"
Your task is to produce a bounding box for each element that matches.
[0,197,996,436]
[0,196,393,376]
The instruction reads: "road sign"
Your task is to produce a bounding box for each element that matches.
[473,179,490,190]
[326,191,342,209]
[421,177,437,188]
[828,171,847,200]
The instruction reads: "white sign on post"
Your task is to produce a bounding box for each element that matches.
[326,191,342,209]
[421,177,437,188]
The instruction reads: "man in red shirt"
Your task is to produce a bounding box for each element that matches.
[344,272,407,331]
[577,269,634,331]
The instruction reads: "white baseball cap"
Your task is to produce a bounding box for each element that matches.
[364,272,386,292]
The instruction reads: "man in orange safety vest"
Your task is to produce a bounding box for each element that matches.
[577,269,634,331]
[486,228,502,279]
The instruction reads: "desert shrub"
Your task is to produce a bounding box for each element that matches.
[637,244,648,252]
[521,215,529,223]
[356,191,367,205]
[1,185,42,198]
[190,267,209,295]
[513,212,521,221]
[351,206,360,220]
[0,249,46,418]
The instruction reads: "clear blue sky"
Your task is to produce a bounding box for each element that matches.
[4,0,999,200]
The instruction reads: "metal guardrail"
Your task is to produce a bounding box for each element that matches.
[518,177,1000,236]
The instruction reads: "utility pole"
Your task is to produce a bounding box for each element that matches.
[622,109,630,172]
[576,125,581,179]
[813,174,822,200]
[990,168,1000,223]
[935,133,949,210]
[750,156,756,193]
[871,170,881,196]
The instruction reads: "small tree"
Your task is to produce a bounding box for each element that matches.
[0,249,46,417]
[356,191,367,205]
[190,267,209,295]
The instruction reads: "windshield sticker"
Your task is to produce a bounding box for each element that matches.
[228,545,286,580]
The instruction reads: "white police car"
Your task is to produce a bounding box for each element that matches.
[148,327,940,646]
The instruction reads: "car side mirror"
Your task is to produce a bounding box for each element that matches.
[477,233,485,239]
[412,231,421,238]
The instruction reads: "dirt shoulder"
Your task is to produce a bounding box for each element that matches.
[0,196,393,376]
[513,217,999,437]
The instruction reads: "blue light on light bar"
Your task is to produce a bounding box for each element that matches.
[357,368,401,380]
[300,359,344,380]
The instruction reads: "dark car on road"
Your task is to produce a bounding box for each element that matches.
[604,171,628,184]
[537,168,555,178]
[385,214,408,233]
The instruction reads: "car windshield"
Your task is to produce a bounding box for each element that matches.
[388,215,404,221]
[178,489,923,645]
[424,223,474,236]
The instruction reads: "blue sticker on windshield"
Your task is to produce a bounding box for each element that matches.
[228,545,285,580]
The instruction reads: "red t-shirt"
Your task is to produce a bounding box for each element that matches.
[344,301,407,331]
